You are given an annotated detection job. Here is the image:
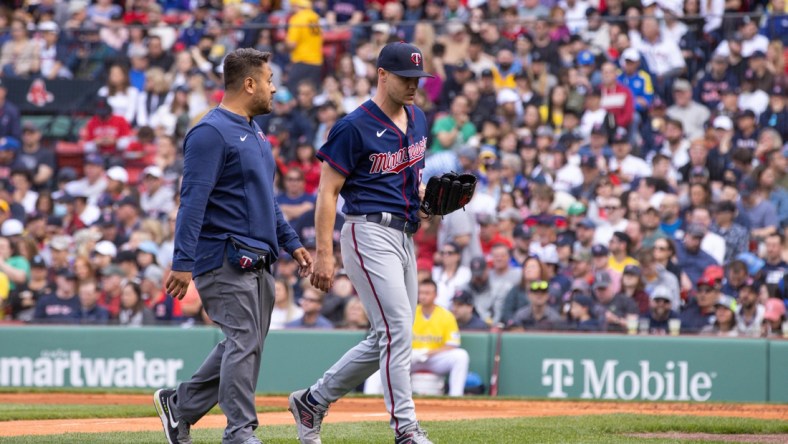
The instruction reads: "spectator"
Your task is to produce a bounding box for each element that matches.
[510,279,564,331]
[619,264,650,315]
[680,274,719,334]
[77,279,109,324]
[652,119,689,172]
[599,62,634,130]
[86,0,122,27]
[761,233,787,288]
[593,196,629,246]
[636,17,686,100]
[569,293,600,331]
[6,254,48,321]
[115,196,141,246]
[432,242,471,310]
[609,129,650,186]
[0,81,21,142]
[677,224,719,290]
[145,3,176,51]
[285,285,333,329]
[37,21,73,80]
[285,0,323,93]
[32,268,79,324]
[450,289,489,331]
[287,138,321,195]
[98,264,123,319]
[151,84,191,138]
[139,166,175,221]
[0,233,29,289]
[500,256,543,326]
[133,68,170,129]
[10,168,38,216]
[666,79,711,140]
[715,15,769,59]
[411,279,470,397]
[617,48,653,114]
[0,19,40,78]
[462,256,498,324]
[17,122,55,191]
[718,259,746,299]
[340,296,370,330]
[700,294,739,337]
[762,298,786,337]
[271,277,303,330]
[642,285,680,335]
[431,95,476,152]
[97,166,129,209]
[691,207,726,265]
[736,282,765,337]
[759,86,787,140]
[738,176,779,241]
[80,98,132,156]
[118,280,154,327]
[710,200,750,264]
[276,168,315,222]
[255,89,313,157]
[593,269,638,332]
[73,254,95,284]
[695,54,738,110]
[146,35,173,72]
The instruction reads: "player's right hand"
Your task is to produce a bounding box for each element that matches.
[166,270,193,300]
[310,251,335,292]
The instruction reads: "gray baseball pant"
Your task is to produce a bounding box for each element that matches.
[310,218,419,435]
[173,258,275,444]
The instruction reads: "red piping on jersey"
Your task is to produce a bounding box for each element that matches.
[316,152,349,176]
[351,223,400,435]
[360,104,411,217]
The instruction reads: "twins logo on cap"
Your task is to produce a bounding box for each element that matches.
[376,42,434,78]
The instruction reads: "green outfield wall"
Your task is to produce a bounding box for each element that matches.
[0,327,784,402]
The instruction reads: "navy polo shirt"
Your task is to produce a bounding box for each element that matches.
[173,108,303,277]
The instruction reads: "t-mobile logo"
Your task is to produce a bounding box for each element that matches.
[542,359,574,398]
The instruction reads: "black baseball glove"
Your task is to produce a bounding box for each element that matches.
[420,172,477,217]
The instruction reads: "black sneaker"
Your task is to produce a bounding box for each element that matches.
[288,389,327,444]
[153,388,192,444]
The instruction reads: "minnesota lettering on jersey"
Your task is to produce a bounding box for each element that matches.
[368,136,427,174]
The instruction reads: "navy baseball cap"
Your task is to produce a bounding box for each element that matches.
[377,42,434,78]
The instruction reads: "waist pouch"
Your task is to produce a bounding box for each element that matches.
[226,237,269,272]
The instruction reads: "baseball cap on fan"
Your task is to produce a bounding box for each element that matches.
[377,42,434,78]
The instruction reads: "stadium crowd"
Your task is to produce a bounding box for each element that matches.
[0,0,784,338]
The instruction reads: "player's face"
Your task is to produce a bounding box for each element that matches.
[386,72,419,106]
[253,63,276,115]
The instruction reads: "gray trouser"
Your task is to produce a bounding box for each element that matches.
[174,257,275,444]
[311,219,419,435]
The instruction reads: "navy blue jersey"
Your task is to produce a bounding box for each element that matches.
[316,100,427,224]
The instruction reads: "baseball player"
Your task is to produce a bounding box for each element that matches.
[288,42,434,444]
[155,49,312,444]
[411,279,470,397]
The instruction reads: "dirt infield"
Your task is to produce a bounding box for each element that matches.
[0,393,786,438]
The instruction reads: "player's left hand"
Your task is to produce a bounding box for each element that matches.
[292,247,313,278]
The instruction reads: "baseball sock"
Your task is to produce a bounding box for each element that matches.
[306,390,321,408]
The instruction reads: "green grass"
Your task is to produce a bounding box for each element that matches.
[0,414,785,443]
[0,403,283,422]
